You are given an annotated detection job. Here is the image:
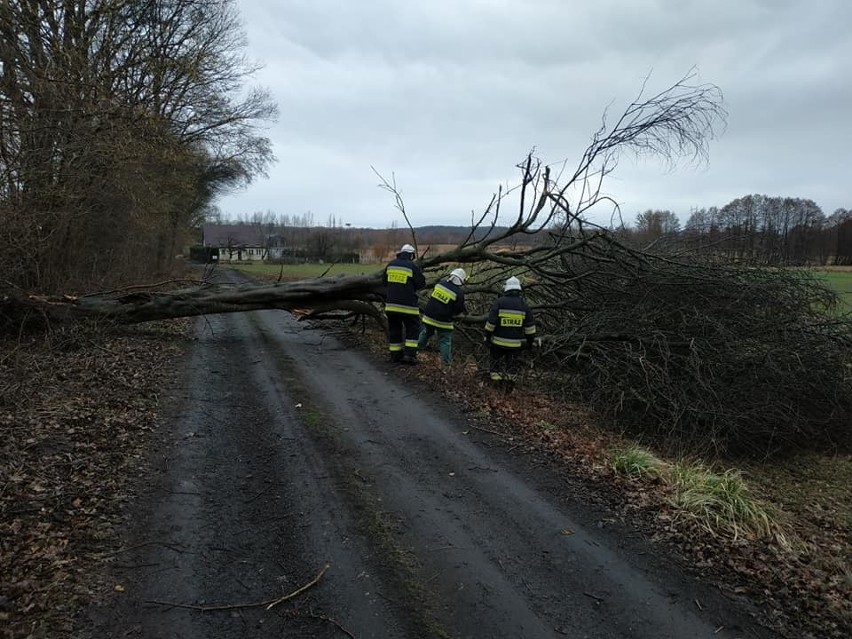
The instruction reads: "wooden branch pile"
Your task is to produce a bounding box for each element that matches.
[505,236,852,456]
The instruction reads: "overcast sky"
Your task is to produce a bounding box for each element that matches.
[217,0,851,228]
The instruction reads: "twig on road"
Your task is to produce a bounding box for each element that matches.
[266,563,330,610]
[145,562,331,612]
[98,540,188,559]
[303,611,357,638]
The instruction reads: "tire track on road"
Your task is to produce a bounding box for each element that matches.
[252,309,774,639]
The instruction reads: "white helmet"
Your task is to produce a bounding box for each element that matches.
[399,243,416,256]
[503,276,522,292]
[449,268,466,285]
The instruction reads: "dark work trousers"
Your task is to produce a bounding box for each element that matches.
[387,312,421,361]
[489,345,521,385]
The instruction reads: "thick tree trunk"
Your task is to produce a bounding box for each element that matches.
[0,273,386,330]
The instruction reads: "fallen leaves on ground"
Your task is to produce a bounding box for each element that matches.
[0,321,191,639]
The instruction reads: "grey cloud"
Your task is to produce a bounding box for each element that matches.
[221,0,852,226]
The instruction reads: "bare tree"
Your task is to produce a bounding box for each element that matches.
[2,69,732,321]
[828,208,852,265]
[683,195,830,265]
[0,0,275,291]
[635,209,680,234]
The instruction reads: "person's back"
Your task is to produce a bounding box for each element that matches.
[422,271,466,329]
[485,277,536,389]
[383,244,425,363]
[384,251,424,316]
[486,292,533,348]
[418,268,467,365]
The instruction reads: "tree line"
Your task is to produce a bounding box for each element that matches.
[215,194,852,267]
[626,196,852,265]
[0,0,275,293]
[205,211,538,263]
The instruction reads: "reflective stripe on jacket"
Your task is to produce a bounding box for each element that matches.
[484,291,536,348]
[383,257,425,315]
[422,279,466,330]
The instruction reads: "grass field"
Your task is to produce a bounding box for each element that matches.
[811,267,852,313]
[230,262,383,280]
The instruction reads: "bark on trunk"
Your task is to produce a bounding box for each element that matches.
[0,273,386,329]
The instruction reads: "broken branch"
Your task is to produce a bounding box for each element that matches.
[145,562,331,612]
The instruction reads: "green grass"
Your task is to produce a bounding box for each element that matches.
[229,262,383,280]
[811,268,852,313]
[610,444,667,478]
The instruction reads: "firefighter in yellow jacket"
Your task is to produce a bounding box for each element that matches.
[383,244,426,364]
[417,268,467,365]
[484,276,536,390]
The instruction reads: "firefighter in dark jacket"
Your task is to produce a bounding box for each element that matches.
[417,268,467,365]
[484,276,536,390]
[383,243,426,364]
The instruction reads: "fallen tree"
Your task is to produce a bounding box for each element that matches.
[0,272,387,331]
[3,71,851,457]
[2,70,724,328]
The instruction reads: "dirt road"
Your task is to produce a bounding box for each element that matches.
[76,301,774,638]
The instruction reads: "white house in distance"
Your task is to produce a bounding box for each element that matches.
[200,223,280,262]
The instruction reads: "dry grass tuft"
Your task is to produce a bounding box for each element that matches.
[667,463,783,544]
